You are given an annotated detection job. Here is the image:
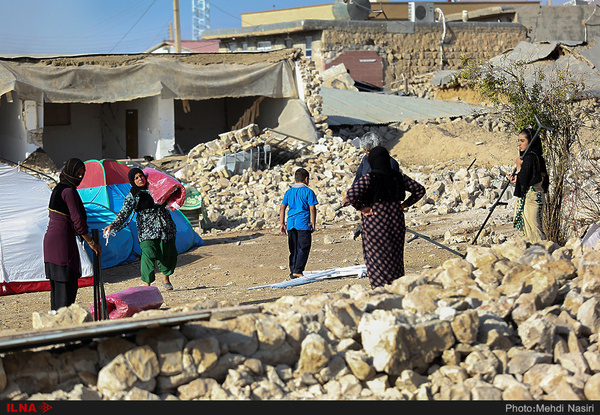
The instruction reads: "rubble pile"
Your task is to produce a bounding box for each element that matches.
[186,123,263,168]
[174,123,515,245]
[297,58,328,136]
[1,237,599,401]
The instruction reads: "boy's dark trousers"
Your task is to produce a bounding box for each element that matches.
[287,228,312,277]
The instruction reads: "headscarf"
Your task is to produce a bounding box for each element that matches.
[365,146,405,203]
[49,158,86,217]
[128,168,146,190]
[59,158,85,188]
[128,168,155,211]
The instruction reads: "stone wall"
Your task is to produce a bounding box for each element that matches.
[320,22,527,88]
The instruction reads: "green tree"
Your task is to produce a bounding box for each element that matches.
[457,55,593,244]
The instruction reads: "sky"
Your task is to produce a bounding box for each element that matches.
[0,0,328,55]
[0,0,561,56]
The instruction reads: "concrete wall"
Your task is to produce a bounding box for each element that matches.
[0,95,35,163]
[241,4,335,27]
[515,5,600,43]
[43,103,103,165]
[239,2,536,26]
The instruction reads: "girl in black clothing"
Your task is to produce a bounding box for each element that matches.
[509,128,548,242]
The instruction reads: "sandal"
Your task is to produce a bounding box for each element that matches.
[162,282,174,291]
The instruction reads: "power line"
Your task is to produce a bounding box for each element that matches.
[109,0,159,53]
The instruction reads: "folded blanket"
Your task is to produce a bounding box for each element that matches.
[143,167,186,211]
[89,286,163,319]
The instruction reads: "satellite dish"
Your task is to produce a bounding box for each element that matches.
[332,0,372,21]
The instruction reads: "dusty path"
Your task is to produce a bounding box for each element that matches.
[0,207,517,334]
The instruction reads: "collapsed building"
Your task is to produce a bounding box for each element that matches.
[0,50,320,167]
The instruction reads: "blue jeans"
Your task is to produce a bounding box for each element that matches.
[287,229,312,276]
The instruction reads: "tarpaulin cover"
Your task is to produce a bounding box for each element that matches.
[0,164,93,295]
[78,159,204,269]
[89,285,163,319]
[0,53,298,104]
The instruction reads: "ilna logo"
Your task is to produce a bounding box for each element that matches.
[6,403,52,413]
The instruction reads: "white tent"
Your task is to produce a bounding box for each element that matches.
[0,164,92,295]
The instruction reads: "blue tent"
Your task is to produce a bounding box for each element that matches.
[77,159,204,269]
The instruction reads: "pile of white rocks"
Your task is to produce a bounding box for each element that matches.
[0,236,599,401]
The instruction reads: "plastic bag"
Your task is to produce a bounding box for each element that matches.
[89,286,163,319]
[143,168,186,211]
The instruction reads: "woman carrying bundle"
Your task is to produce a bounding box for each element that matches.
[104,168,177,290]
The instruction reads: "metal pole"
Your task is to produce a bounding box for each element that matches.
[91,229,108,320]
[406,229,465,258]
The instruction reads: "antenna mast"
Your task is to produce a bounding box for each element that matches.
[192,0,210,40]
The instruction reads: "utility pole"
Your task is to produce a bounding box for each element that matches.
[173,0,181,53]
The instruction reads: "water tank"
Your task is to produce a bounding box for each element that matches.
[332,0,372,21]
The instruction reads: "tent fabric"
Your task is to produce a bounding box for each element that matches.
[0,54,298,104]
[78,159,204,269]
[0,164,93,295]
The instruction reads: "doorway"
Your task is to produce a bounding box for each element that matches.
[125,109,138,158]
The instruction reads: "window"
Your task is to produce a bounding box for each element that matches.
[257,41,272,51]
[305,36,312,58]
[228,42,237,52]
[44,103,71,126]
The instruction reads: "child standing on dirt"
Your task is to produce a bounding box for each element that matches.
[280,168,318,279]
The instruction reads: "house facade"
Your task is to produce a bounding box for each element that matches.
[0,50,317,166]
[201,3,600,89]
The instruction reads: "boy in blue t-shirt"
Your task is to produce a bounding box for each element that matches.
[280,168,318,279]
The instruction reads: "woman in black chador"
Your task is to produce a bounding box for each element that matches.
[345,146,425,289]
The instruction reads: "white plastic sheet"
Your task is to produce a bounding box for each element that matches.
[0,164,92,285]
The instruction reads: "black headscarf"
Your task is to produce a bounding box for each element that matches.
[59,158,85,188]
[49,158,86,217]
[128,168,156,211]
[365,146,405,204]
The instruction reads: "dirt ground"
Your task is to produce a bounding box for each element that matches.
[389,121,515,168]
[0,209,516,334]
[0,119,523,334]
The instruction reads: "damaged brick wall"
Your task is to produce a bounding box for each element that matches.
[320,23,527,89]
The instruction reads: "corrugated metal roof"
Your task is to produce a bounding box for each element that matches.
[320,87,479,126]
